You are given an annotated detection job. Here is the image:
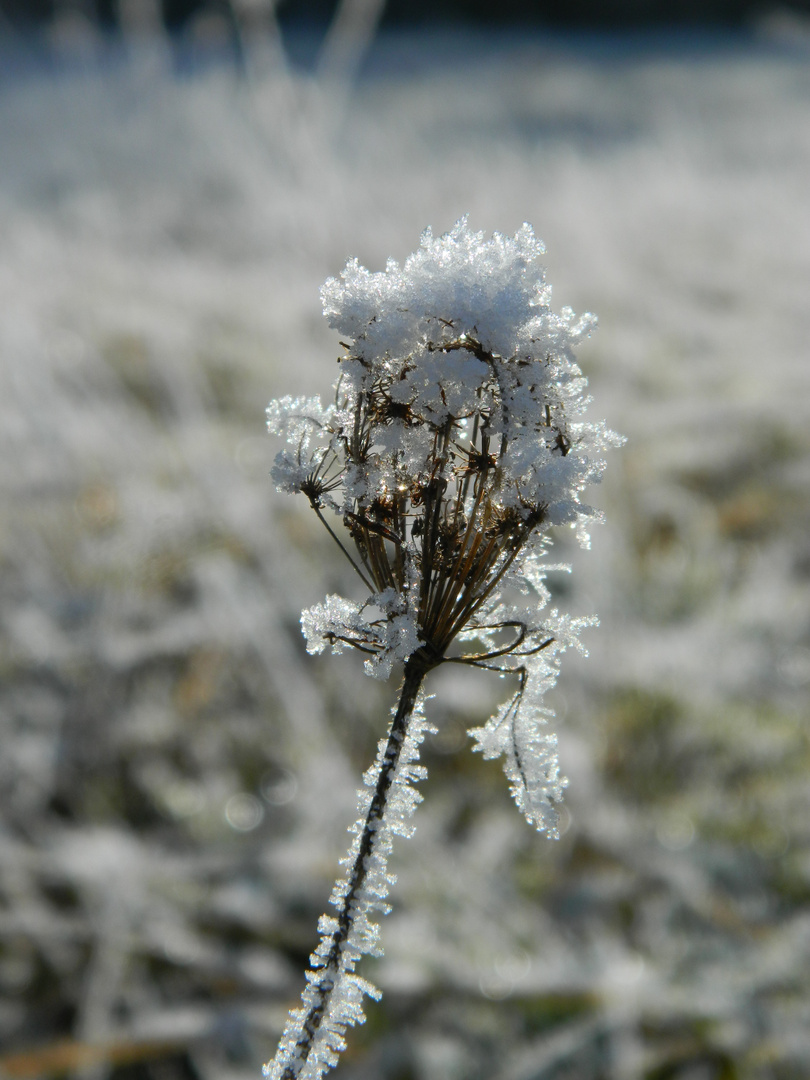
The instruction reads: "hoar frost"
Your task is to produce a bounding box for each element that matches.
[265,219,621,1080]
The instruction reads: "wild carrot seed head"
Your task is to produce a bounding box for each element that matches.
[267,218,622,832]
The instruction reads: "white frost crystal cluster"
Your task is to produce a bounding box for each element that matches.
[265,219,620,1080]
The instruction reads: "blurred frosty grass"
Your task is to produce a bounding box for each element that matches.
[1,23,810,1080]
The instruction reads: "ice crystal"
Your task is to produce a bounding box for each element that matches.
[265,219,621,1080]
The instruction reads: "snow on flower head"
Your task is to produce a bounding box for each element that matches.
[267,218,621,832]
[320,218,563,360]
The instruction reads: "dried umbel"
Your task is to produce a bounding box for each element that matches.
[265,220,621,1080]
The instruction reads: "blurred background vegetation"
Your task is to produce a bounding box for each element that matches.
[1,3,809,1080]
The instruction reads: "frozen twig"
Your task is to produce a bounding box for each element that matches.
[264,220,621,1080]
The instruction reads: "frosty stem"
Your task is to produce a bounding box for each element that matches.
[279,653,432,1080]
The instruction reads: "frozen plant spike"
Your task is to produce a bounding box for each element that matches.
[265,219,622,1080]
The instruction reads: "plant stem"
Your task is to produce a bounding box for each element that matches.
[276,654,432,1080]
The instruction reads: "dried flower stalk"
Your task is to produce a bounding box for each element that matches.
[265,219,621,1080]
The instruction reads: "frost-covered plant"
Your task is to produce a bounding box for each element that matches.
[265,219,621,1080]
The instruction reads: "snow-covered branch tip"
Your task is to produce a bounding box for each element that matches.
[264,219,622,1080]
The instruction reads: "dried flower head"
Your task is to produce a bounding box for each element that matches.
[265,219,621,1080]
